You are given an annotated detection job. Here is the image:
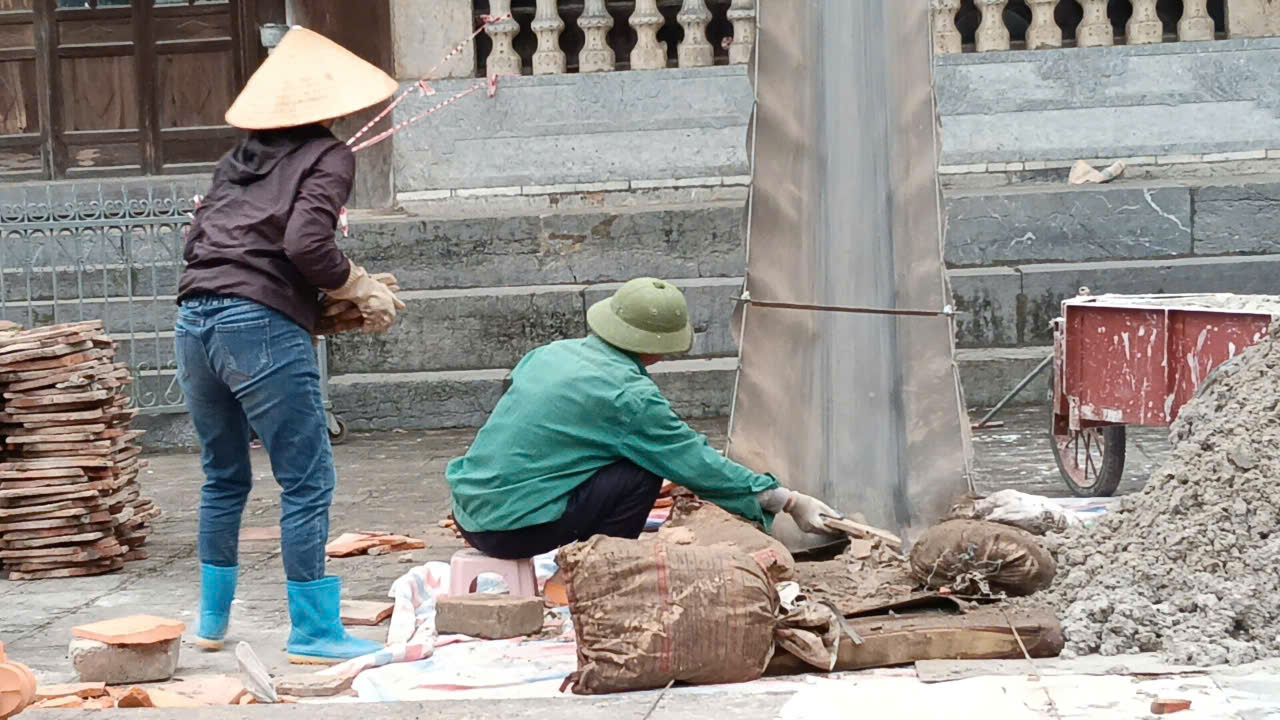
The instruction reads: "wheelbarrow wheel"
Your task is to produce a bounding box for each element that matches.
[326,412,349,446]
[1051,417,1126,498]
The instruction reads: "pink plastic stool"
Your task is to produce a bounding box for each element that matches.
[448,548,539,597]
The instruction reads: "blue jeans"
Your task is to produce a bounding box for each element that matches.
[176,296,334,582]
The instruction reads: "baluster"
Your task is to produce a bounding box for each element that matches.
[531,0,566,74]
[727,0,756,64]
[1178,0,1215,41]
[975,0,1010,52]
[1025,0,1062,49]
[485,0,522,76]
[931,0,962,55]
[1077,0,1114,47]
[629,0,668,70]
[578,0,615,72]
[677,0,714,67]
[1126,0,1164,44]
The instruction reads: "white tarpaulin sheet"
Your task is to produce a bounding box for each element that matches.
[727,1,973,545]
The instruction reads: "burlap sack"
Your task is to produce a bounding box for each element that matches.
[908,519,1056,596]
[558,535,779,694]
[658,494,796,583]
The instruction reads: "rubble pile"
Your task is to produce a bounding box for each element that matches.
[0,321,158,580]
[1039,326,1280,665]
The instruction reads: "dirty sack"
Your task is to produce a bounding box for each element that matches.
[558,535,779,694]
[908,519,1055,597]
[658,493,796,583]
[946,489,1083,536]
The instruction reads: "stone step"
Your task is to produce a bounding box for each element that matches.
[950,254,1280,348]
[326,277,743,374]
[0,265,179,304]
[0,296,177,335]
[955,346,1051,410]
[341,200,747,291]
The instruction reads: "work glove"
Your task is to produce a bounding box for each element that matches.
[757,487,841,536]
[318,272,402,335]
[320,263,405,335]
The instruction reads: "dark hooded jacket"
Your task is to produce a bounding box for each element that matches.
[177,124,354,332]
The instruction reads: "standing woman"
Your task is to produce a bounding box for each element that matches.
[176,28,404,665]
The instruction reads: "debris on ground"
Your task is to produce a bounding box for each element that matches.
[325,531,425,557]
[1151,698,1193,715]
[822,516,903,552]
[340,599,395,626]
[435,594,545,639]
[68,615,184,684]
[0,320,159,581]
[946,489,1082,536]
[909,519,1056,597]
[1032,326,1280,665]
[273,671,355,698]
[1068,159,1126,185]
[792,535,916,616]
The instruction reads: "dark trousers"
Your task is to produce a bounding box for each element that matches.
[460,460,662,559]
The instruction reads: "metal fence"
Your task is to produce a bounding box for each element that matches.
[0,182,331,416]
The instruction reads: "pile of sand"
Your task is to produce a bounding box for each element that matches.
[1035,326,1280,665]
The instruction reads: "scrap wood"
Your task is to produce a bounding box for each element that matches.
[765,606,1063,676]
[821,516,902,552]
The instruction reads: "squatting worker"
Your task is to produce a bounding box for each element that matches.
[176,28,404,665]
[447,277,841,559]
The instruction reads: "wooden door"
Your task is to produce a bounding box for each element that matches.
[0,0,43,179]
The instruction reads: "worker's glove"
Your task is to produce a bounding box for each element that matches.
[757,487,841,536]
[320,263,405,335]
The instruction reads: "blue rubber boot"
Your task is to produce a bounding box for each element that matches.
[285,576,383,665]
[194,563,238,651]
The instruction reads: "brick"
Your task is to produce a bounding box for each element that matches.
[340,600,395,626]
[68,637,180,684]
[273,673,355,698]
[34,682,107,701]
[114,687,153,708]
[72,615,185,645]
[435,595,545,639]
[31,696,84,710]
[1151,698,1192,714]
[144,688,205,708]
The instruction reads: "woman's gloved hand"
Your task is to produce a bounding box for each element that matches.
[757,487,842,535]
[321,264,405,334]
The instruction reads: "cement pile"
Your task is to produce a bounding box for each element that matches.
[1037,326,1280,666]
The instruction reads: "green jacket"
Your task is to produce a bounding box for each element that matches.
[447,335,781,533]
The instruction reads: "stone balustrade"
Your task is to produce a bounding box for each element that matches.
[932,0,1280,54]
[474,0,754,75]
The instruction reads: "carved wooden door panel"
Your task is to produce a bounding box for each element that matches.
[0,0,43,179]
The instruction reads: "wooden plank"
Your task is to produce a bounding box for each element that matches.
[0,480,108,499]
[0,322,102,348]
[6,557,123,574]
[0,487,103,507]
[0,357,110,384]
[0,511,109,532]
[0,530,108,549]
[6,389,111,407]
[0,466,86,479]
[0,339,93,365]
[823,517,903,552]
[6,424,108,437]
[0,536,120,559]
[1,521,114,541]
[0,506,105,525]
[7,432,106,444]
[0,456,113,470]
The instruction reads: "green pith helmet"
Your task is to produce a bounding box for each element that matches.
[587,278,694,356]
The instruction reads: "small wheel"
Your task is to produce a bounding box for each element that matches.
[1051,414,1126,497]
[327,415,349,445]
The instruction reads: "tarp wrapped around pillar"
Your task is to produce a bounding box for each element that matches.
[727,1,973,547]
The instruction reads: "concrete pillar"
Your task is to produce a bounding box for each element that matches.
[1227,0,1280,38]
[391,0,476,81]
[286,0,396,210]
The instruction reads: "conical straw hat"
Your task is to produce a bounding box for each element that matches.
[225,27,399,130]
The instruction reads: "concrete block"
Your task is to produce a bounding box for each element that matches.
[945,186,1192,267]
[1019,255,1280,345]
[342,202,747,291]
[1192,182,1280,255]
[274,673,354,698]
[393,67,754,192]
[948,267,1021,348]
[327,285,588,374]
[68,637,179,684]
[583,277,743,359]
[936,39,1280,165]
[435,595,544,639]
[648,357,737,419]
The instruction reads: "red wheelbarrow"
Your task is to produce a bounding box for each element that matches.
[1049,290,1277,496]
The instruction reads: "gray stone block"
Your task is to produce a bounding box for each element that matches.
[343,202,747,290]
[1019,255,1280,345]
[326,285,588,374]
[583,277,743,359]
[948,267,1021,348]
[1192,182,1280,255]
[69,637,180,684]
[936,39,1280,164]
[393,67,753,192]
[0,296,177,336]
[0,265,179,304]
[648,357,737,420]
[957,347,1052,409]
[945,186,1192,266]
